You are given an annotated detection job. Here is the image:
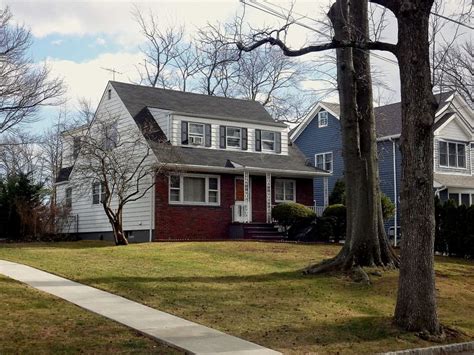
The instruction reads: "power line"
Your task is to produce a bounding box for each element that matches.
[430,12,473,30]
[243,0,399,66]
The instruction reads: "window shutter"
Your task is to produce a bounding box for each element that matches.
[275,132,281,153]
[181,121,188,145]
[255,129,262,151]
[242,128,248,150]
[205,124,212,147]
[220,126,226,148]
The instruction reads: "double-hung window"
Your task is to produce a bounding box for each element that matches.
[318,111,329,127]
[315,152,333,172]
[65,187,72,208]
[226,127,241,148]
[169,174,220,205]
[261,131,276,152]
[275,179,296,202]
[92,182,106,205]
[439,141,466,168]
[188,123,205,146]
[103,121,118,150]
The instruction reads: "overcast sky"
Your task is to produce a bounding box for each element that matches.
[3,0,468,131]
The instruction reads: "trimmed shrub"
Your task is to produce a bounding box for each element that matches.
[272,202,316,232]
[323,204,346,242]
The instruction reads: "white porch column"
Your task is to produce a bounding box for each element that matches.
[323,176,329,207]
[243,170,250,223]
[266,172,272,223]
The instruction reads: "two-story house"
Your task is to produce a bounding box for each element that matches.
[291,92,474,242]
[55,81,329,242]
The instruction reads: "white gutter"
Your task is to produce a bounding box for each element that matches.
[161,163,330,177]
[377,134,401,142]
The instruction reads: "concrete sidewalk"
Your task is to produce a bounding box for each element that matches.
[0,259,280,355]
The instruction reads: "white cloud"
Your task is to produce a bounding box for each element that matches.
[95,37,106,46]
[51,39,63,46]
[44,51,143,105]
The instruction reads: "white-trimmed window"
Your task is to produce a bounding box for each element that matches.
[275,179,296,202]
[103,121,118,150]
[226,127,242,148]
[315,152,333,172]
[92,182,106,205]
[65,187,72,208]
[318,111,329,128]
[439,141,466,168]
[169,174,220,205]
[261,130,276,152]
[188,123,205,146]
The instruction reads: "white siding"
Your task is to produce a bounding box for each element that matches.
[437,119,471,141]
[170,114,290,155]
[64,83,156,234]
[148,107,172,139]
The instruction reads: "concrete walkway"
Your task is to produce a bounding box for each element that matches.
[0,260,280,355]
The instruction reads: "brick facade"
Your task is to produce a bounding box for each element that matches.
[154,172,314,240]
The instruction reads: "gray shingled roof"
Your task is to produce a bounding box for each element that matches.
[434,173,474,189]
[321,101,341,116]
[111,81,286,127]
[310,92,455,138]
[149,141,323,174]
[56,166,73,183]
[374,91,455,137]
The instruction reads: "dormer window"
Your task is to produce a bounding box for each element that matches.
[261,131,276,152]
[188,123,205,146]
[226,127,242,149]
[318,111,328,127]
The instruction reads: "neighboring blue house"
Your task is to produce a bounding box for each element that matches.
[291,92,474,244]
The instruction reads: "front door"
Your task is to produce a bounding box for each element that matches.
[234,177,251,223]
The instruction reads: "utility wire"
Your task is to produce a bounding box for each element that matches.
[243,0,399,66]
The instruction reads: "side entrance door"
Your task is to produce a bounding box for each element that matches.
[234,177,251,223]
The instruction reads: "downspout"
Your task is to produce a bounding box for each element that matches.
[149,174,155,243]
[390,138,398,247]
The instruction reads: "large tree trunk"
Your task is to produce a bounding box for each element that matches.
[305,0,399,276]
[394,0,440,334]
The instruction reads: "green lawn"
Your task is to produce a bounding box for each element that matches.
[0,275,181,354]
[0,241,473,354]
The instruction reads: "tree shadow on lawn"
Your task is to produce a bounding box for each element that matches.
[244,315,416,350]
[76,270,331,285]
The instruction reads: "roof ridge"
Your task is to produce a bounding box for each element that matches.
[110,80,264,105]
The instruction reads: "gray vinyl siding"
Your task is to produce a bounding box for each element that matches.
[294,110,343,206]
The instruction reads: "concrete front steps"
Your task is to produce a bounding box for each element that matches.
[243,223,285,240]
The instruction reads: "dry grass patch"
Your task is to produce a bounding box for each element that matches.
[0,241,472,354]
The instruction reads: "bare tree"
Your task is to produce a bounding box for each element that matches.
[71,115,162,245]
[133,6,185,89]
[435,40,473,105]
[0,7,64,133]
[236,0,445,335]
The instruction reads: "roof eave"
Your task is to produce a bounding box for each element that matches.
[161,109,288,128]
[158,163,330,177]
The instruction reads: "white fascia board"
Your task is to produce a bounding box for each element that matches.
[159,163,330,177]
